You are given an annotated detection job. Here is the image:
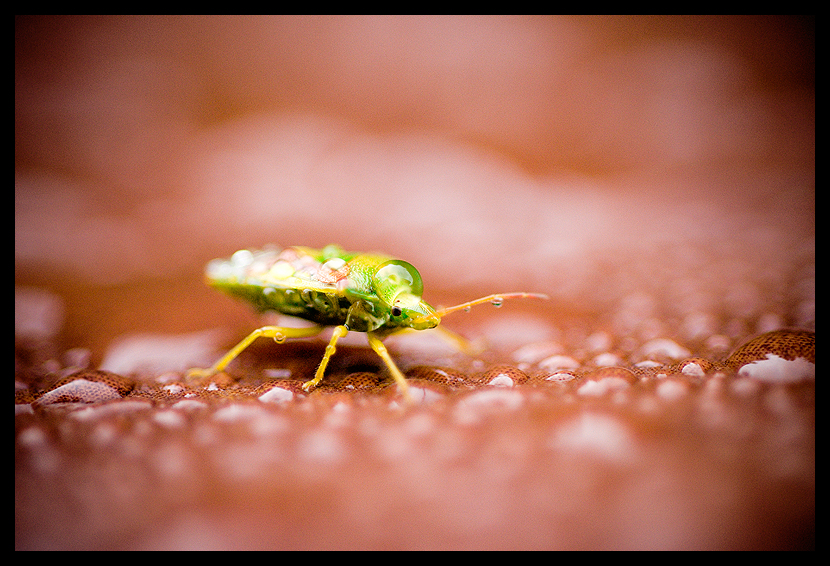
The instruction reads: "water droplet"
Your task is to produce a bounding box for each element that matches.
[263,368,292,379]
[273,333,286,344]
[34,370,133,406]
[268,261,294,280]
[463,306,471,312]
[726,329,815,383]
[258,386,294,404]
[491,297,504,308]
[480,365,528,387]
[230,249,254,267]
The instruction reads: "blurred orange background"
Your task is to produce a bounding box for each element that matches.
[15,16,815,551]
[16,15,814,357]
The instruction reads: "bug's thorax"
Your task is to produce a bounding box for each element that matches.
[343,291,439,333]
[336,253,438,332]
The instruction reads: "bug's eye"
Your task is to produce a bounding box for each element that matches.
[391,305,403,317]
[373,260,424,303]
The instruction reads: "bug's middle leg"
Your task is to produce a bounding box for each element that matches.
[187,325,323,380]
[301,324,349,392]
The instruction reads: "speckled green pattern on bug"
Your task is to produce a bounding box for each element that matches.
[188,244,547,403]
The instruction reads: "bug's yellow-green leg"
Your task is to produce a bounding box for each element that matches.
[386,325,483,356]
[431,325,485,356]
[187,325,324,380]
[367,331,413,404]
[302,325,349,393]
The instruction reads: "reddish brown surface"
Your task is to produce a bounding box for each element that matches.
[16,16,813,550]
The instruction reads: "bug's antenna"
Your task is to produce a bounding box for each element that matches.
[435,292,549,318]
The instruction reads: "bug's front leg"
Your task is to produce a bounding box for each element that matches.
[187,325,324,380]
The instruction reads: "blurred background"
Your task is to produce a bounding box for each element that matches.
[16,15,814,361]
[15,15,815,551]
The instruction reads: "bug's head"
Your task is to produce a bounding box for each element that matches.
[372,260,440,330]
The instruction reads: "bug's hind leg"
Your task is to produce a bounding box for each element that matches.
[367,332,413,404]
[187,325,323,380]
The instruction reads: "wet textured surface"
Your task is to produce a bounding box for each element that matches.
[16,17,813,550]
[16,318,815,549]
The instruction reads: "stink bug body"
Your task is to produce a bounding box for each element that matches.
[187,245,547,402]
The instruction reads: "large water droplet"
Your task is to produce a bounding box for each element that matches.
[34,370,133,406]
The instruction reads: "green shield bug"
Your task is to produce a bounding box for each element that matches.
[187,245,548,403]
